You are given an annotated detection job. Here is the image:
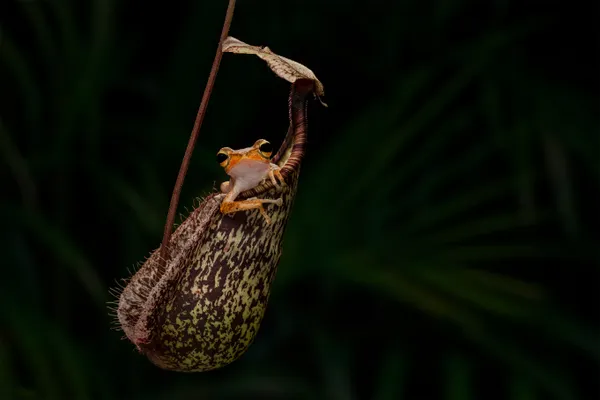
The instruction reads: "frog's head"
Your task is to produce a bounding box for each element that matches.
[216,139,273,173]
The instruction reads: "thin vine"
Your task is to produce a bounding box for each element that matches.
[157,0,237,271]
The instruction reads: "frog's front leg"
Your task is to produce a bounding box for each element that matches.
[220,190,283,224]
[268,163,285,190]
[220,180,232,194]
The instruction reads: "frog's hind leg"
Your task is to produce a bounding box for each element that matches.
[220,197,283,224]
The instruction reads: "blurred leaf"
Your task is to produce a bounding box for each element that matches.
[473,335,577,400]
[99,169,163,235]
[444,354,471,400]
[415,267,541,319]
[330,258,586,398]
[0,301,60,400]
[48,327,92,400]
[425,214,531,243]
[0,121,38,210]
[371,347,406,400]
[18,0,59,70]
[399,180,515,234]
[510,375,538,400]
[0,34,42,131]
[542,134,579,238]
[2,206,106,306]
[314,332,356,400]
[0,338,14,400]
[378,106,475,201]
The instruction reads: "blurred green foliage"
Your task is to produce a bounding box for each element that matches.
[0,0,598,399]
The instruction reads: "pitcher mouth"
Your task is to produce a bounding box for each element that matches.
[237,79,313,200]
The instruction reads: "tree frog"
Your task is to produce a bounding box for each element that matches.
[216,139,285,224]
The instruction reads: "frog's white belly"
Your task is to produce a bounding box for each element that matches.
[228,161,270,193]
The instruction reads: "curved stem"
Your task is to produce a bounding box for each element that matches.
[158,0,236,270]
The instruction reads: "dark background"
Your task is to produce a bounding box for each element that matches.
[1,0,598,399]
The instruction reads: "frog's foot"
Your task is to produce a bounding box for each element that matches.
[220,197,283,224]
[268,164,286,190]
[249,197,283,206]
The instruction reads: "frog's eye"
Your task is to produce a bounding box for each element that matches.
[216,152,229,166]
[258,141,273,157]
